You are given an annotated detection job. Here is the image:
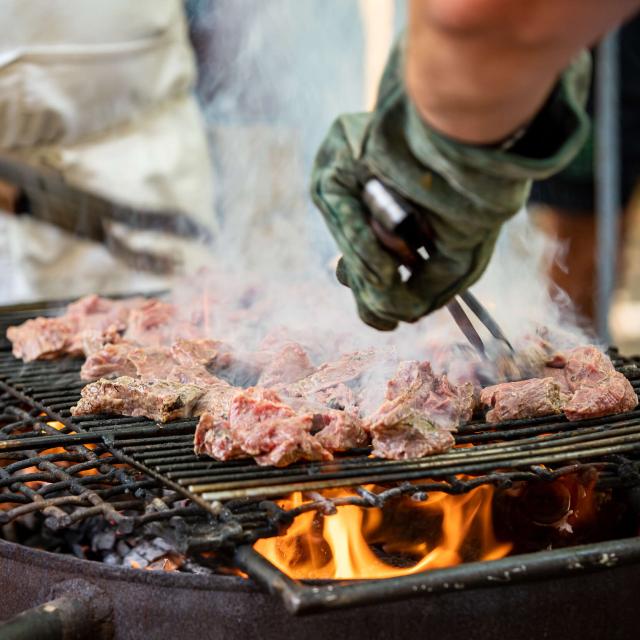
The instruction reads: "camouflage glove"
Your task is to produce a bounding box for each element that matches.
[311,40,591,330]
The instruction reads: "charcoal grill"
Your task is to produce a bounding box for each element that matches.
[1,300,640,638]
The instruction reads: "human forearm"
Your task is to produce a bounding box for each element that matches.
[406,0,640,144]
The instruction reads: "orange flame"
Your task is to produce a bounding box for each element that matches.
[254,485,512,580]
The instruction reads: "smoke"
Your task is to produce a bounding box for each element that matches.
[174,1,592,407]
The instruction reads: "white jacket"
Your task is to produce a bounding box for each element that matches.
[0,0,215,301]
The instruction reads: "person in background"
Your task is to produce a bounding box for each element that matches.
[0,0,215,303]
[311,0,640,331]
[530,15,640,325]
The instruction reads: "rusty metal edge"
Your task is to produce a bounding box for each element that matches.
[234,536,640,615]
[0,538,255,594]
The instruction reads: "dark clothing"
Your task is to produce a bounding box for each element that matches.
[530,15,640,212]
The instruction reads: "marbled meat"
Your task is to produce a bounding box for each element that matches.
[559,346,638,420]
[71,376,207,423]
[256,343,314,388]
[195,388,333,466]
[480,377,568,423]
[367,361,473,460]
[481,346,637,423]
[81,338,230,385]
[7,295,145,361]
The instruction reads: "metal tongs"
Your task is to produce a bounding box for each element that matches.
[363,179,514,358]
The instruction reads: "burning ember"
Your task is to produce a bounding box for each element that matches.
[254,485,512,580]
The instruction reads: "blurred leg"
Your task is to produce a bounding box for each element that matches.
[534,206,597,322]
[534,205,630,325]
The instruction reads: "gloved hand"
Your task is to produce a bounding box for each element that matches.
[311,40,590,330]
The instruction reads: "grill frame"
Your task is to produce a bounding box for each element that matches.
[2,299,640,614]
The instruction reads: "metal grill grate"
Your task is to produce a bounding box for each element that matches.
[2,347,640,508]
[2,301,640,613]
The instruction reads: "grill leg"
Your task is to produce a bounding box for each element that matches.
[0,580,112,640]
[595,29,621,343]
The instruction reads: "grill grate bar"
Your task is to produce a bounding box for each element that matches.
[2,306,640,556]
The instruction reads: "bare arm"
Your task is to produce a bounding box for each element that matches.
[405,0,640,144]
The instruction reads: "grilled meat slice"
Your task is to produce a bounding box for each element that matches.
[170,338,233,370]
[480,377,568,423]
[256,343,314,388]
[280,349,379,398]
[122,300,177,347]
[195,383,238,418]
[80,342,138,380]
[367,361,472,460]
[127,346,175,380]
[549,346,637,421]
[564,377,638,421]
[195,387,332,466]
[71,376,206,423]
[7,317,81,362]
[229,388,331,465]
[312,410,369,451]
[563,346,627,390]
[373,361,474,431]
[123,300,204,347]
[7,295,146,362]
[483,346,637,423]
[81,339,231,385]
[80,343,175,381]
[194,413,247,460]
[371,420,455,460]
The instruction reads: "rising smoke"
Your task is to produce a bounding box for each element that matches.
[178,0,591,406]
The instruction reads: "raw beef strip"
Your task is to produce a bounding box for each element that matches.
[367,361,472,460]
[257,343,314,388]
[480,378,568,423]
[71,377,206,423]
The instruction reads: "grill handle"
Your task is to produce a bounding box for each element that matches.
[0,580,112,640]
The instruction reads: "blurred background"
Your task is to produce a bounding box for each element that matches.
[0,0,638,351]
